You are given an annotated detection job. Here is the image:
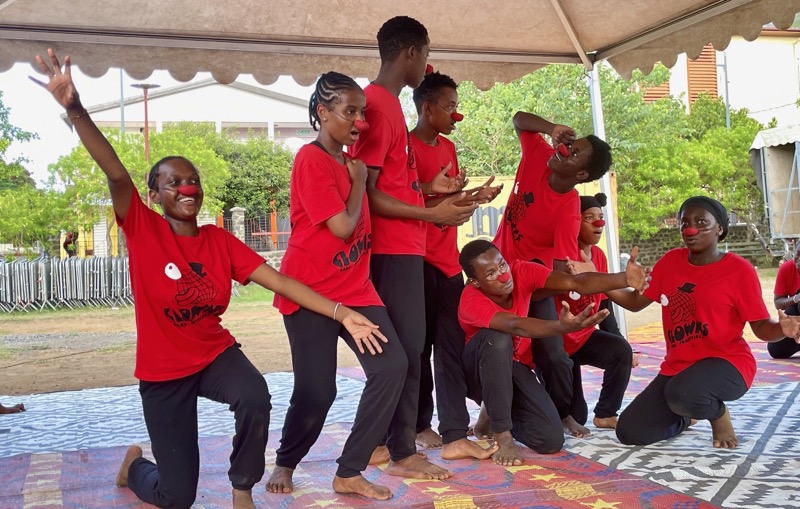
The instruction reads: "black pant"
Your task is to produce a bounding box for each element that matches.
[463,329,564,454]
[569,329,632,423]
[418,263,471,444]
[768,303,800,359]
[598,298,622,336]
[528,295,573,419]
[616,357,748,446]
[370,254,426,461]
[276,306,407,477]
[128,344,270,509]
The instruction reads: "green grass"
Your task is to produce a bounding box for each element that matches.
[96,341,136,353]
[757,267,778,279]
[231,284,275,305]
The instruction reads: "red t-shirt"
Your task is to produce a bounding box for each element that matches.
[411,132,462,277]
[492,131,580,268]
[458,260,551,368]
[643,248,768,388]
[349,84,426,256]
[118,188,266,382]
[554,245,608,355]
[274,144,382,314]
[774,260,800,298]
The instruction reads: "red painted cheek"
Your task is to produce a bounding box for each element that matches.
[425,64,434,75]
[177,185,198,196]
[683,227,699,236]
[592,219,606,227]
[451,112,464,122]
[354,119,370,131]
[557,143,570,157]
[496,272,511,283]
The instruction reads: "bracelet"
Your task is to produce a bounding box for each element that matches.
[332,302,342,321]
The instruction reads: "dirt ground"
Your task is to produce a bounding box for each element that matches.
[0,270,777,397]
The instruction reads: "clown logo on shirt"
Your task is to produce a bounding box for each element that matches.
[163,262,222,327]
[332,217,371,272]
[506,183,534,241]
[661,282,708,345]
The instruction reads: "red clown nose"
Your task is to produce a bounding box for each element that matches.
[425,64,434,75]
[177,185,198,196]
[683,227,699,236]
[557,143,570,157]
[451,112,464,122]
[354,119,370,132]
[592,219,606,227]
[496,271,511,283]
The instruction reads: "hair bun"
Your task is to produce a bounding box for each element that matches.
[594,193,607,207]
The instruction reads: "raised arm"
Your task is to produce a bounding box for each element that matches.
[512,111,575,147]
[32,49,134,222]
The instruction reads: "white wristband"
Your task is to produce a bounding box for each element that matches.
[333,302,342,321]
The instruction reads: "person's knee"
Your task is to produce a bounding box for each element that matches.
[516,423,564,454]
[615,413,648,446]
[234,377,273,417]
[663,382,696,417]
[482,330,513,356]
[377,351,409,384]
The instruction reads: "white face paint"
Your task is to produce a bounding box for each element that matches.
[164,263,181,280]
[660,294,669,307]
[569,291,581,301]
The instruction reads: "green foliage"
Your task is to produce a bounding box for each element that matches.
[0,91,37,191]
[0,187,63,247]
[451,63,762,239]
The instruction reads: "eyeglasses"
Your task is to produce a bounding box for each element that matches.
[436,103,459,114]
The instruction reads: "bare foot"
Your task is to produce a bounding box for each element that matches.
[115,445,143,487]
[368,445,390,465]
[333,474,392,500]
[266,466,294,493]
[473,404,493,440]
[232,488,256,509]
[710,406,738,449]
[415,427,443,449]
[593,416,618,429]
[0,403,25,414]
[441,437,498,460]
[491,431,523,466]
[562,415,591,438]
[385,454,451,480]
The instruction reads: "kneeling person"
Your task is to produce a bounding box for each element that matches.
[457,240,647,466]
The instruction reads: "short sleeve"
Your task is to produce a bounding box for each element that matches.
[643,251,671,303]
[774,261,795,296]
[224,231,267,284]
[459,288,500,331]
[116,186,152,240]
[294,150,346,226]
[350,109,392,169]
[735,259,770,323]
[514,260,551,291]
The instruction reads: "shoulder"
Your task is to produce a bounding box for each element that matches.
[437,135,456,150]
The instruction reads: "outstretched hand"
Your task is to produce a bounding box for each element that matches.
[625,246,650,293]
[427,163,467,195]
[558,301,608,333]
[340,310,389,355]
[30,49,81,110]
[778,309,800,343]
[460,175,503,205]
[565,250,597,275]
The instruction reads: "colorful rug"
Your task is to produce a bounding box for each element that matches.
[0,422,716,509]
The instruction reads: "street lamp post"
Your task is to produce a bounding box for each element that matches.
[131,83,160,205]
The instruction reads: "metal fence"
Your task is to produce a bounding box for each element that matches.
[0,257,133,313]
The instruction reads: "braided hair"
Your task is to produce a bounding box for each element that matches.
[308,72,362,132]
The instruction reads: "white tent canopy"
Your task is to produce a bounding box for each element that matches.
[1,0,799,88]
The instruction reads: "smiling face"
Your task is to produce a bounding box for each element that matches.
[579,206,604,246]
[319,87,367,147]
[149,158,203,222]
[468,247,514,297]
[547,137,593,182]
[680,206,722,253]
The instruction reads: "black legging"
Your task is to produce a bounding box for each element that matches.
[276,306,407,478]
[616,357,748,446]
[528,295,573,419]
[768,303,800,359]
[569,329,632,424]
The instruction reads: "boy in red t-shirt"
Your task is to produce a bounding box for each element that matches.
[348,16,477,480]
[554,193,633,431]
[492,111,613,438]
[409,72,502,458]
[457,239,647,466]
[35,51,386,509]
[770,243,800,359]
[609,196,800,449]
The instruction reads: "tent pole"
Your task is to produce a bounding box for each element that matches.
[588,63,628,338]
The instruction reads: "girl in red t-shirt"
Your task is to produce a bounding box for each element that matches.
[555,193,633,431]
[770,244,800,359]
[606,196,800,449]
[34,51,387,509]
[267,72,410,501]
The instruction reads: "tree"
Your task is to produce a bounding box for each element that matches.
[0,91,37,191]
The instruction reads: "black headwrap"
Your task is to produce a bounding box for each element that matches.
[679,196,729,241]
[580,193,607,213]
